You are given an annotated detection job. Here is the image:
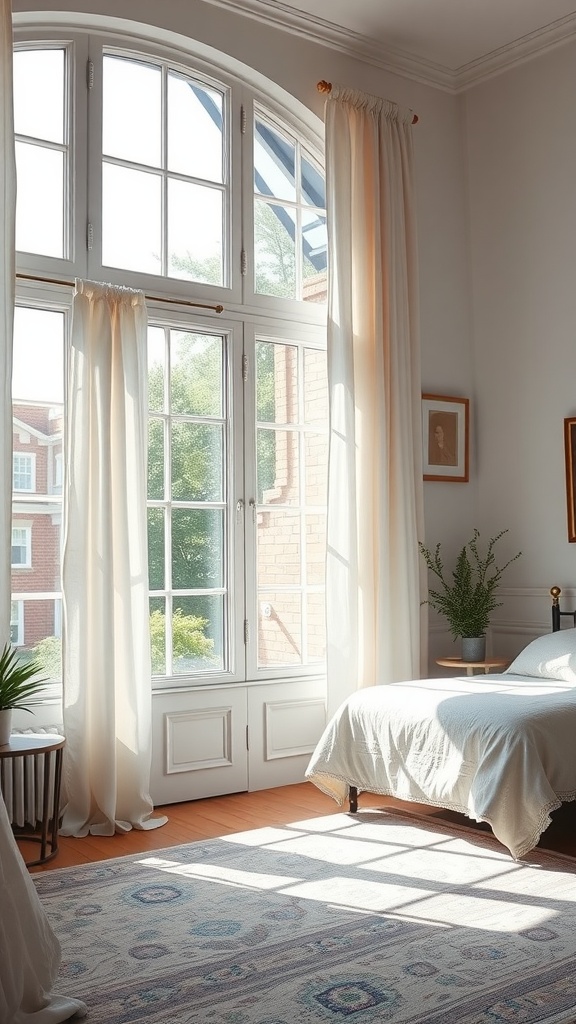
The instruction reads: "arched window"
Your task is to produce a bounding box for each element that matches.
[11,25,327,690]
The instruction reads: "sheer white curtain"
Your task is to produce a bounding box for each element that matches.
[61,280,167,837]
[0,0,16,646]
[0,5,87,1020]
[324,85,426,717]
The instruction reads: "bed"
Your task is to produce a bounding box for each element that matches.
[305,586,576,860]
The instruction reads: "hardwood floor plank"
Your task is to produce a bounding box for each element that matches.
[26,782,576,874]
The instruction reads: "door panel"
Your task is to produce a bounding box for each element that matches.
[247,677,326,792]
[150,686,248,804]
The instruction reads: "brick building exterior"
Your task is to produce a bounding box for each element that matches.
[11,402,62,650]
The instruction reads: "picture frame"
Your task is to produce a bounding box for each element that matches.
[564,417,576,542]
[422,394,469,482]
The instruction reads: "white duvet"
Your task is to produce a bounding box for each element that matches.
[306,672,576,859]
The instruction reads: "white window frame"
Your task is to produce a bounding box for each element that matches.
[13,451,36,492]
[11,525,32,569]
[12,20,327,690]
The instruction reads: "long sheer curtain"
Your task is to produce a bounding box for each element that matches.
[0,5,87,1020]
[61,280,167,837]
[0,0,16,647]
[324,85,426,717]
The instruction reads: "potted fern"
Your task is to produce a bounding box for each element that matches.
[0,642,47,745]
[418,529,522,661]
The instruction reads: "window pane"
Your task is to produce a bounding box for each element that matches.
[148,509,165,590]
[302,209,327,303]
[16,142,64,257]
[171,509,224,589]
[23,600,63,682]
[13,307,64,404]
[258,591,301,667]
[257,509,301,585]
[103,55,161,167]
[306,592,326,663]
[148,419,165,500]
[171,423,223,501]
[14,48,64,143]
[172,597,224,674]
[168,74,223,182]
[258,428,299,506]
[254,200,296,298]
[102,163,162,273]
[168,180,223,284]
[148,327,166,412]
[301,154,325,209]
[304,432,328,506]
[12,306,64,676]
[150,597,166,675]
[171,332,223,417]
[254,118,295,202]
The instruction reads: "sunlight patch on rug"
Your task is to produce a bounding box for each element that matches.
[34,810,576,1024]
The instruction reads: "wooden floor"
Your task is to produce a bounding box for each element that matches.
[24,782,576,874]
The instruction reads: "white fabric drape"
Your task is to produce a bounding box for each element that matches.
[325,85,426,717]
[61,280,167,837]
[0,0,16,645]
[0,793,88,1022]
[1,8,86,1020]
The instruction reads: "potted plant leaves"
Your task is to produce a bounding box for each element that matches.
[418,529,522,661]
[0,642,48,745]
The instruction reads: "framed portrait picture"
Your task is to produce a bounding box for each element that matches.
[564,417,576,542]
[422,394,469,482]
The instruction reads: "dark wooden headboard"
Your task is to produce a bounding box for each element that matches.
[551,586,576,631]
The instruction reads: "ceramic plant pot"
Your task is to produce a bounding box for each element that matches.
[0,708,12,745]
[461,636,486,662]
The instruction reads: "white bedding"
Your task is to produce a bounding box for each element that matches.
[305,672,576,859]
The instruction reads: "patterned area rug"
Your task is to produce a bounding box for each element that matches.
[34,809,576,1024]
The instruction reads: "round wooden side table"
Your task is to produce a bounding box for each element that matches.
[0,734,65,867]
[435,656,510,677]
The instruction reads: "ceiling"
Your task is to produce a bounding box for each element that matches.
[205,0,576,90]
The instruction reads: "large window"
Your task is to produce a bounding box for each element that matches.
[12,30,327,687]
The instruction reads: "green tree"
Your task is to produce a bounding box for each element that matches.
[149,608,217,674]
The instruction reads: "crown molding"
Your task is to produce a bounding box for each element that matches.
[199,0,576,94]
[455,11,576,90]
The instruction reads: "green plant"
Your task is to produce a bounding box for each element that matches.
[418,529,522,639]
[0,642,48,711]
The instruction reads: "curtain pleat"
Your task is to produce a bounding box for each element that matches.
[61,280,167,837]
[325,85,427,717]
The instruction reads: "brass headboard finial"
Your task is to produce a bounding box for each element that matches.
[550,585,562,605]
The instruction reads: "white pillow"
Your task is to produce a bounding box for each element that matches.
[505,628,576,682]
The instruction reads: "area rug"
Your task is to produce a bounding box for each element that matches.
[33,810,576,1024]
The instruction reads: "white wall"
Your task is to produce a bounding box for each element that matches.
[463,41,576,652]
